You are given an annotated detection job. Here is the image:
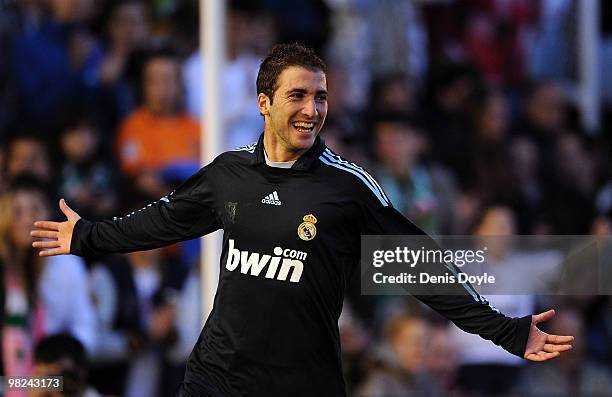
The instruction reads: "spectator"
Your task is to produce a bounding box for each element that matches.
[182,2,272,149]
[261,0,330,53]
[88,245,189,396]
[371,113,457,234]
[162,265,203,396]
[596,179,612,218]
[117,48,199,199]
[10,0,103,124]
[526,0,574,82]
[0,175,96,381]
[522,81,567,140]
[587,295,612,367]
[56,104,118,220]
[591,214,612,236]
[507,136,546,234]
[324,63,366,146]
[368,73,415,119]
[426,322,459,396]
[451,206,536,396]
[356,314,442,397]
[517,80,568,184]
[365,0,428,83]
[462,1,538,86]
[545,132,598,234]
[0,0,26,133]
[424,63,479,183]
[339,302,371,396]
[29,333,101,397]
[323,0,371,109]
[96,0,152,133]
[6,135,53,186]
[585,216,612,367]
[464,89,513,199]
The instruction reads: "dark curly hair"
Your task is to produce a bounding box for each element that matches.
[256,43,327,104]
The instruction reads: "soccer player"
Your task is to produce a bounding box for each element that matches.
[32,44,574,397]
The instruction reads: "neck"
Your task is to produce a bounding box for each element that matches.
[388,160,414,180]
[146,105,177,117]
[262,130,310,162]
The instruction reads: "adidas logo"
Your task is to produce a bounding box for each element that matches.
[261,191,282,206]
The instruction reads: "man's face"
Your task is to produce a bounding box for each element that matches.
[528,82,565,132]
[391,318,429,374]
[109,2,149,51]
[143,57,181,115]
[12,190,48,249]
[260,66,328,156]
[8,138,51,181]
[374,122,423,174]
[29,358,84,397]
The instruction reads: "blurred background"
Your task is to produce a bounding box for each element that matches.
[1,0,612,396]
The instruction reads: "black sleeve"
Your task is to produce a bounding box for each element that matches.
[70,164,222,257]
[359,194,531,358]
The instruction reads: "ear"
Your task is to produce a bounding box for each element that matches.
[257,93,270,116]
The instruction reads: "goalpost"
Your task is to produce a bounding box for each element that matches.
[200,0,225,323]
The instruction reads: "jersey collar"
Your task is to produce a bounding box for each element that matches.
[251,132,326,171]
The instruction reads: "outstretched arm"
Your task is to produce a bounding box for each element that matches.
[360,199,574,360]
[32,165,221,257]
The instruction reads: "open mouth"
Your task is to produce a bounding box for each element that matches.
[292,121,316,133]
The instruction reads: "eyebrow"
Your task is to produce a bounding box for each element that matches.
[286,88,328,96]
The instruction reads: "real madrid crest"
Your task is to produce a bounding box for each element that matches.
[298,214,317,241]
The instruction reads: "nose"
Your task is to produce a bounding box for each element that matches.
[301,98,317,118]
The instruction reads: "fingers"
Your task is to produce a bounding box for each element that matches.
[525,335,574,361]
[32,240,61,249]
[526,351,560,362]
[533,309,555,324]
[547,334,575,344]
[543,343,573,353]
[33,221,61,231]
[38,248,69,257]
[30,230,59,239]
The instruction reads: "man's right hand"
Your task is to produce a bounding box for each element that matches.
[31,199,81,257]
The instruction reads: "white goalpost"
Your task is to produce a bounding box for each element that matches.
[200,0,225,323]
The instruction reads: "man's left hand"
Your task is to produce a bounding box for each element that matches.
[524,309,574,361]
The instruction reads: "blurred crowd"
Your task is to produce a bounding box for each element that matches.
[0,0,612,396]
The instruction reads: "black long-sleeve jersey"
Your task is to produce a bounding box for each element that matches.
[71,134,531,397]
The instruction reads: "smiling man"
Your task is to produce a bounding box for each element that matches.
[32,44,573,397]
[257,48,328,160]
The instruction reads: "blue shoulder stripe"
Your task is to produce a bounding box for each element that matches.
[231,143,257,153]
[318,155,390,207]
[440,259,499,308]
[112,195,170,221]
[321,149,391,205]
[322,149,390,204]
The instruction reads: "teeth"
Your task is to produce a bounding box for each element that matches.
[293,122,314,129]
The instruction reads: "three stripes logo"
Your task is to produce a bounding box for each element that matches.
[261,191,282,206]
[318,148,391,207]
